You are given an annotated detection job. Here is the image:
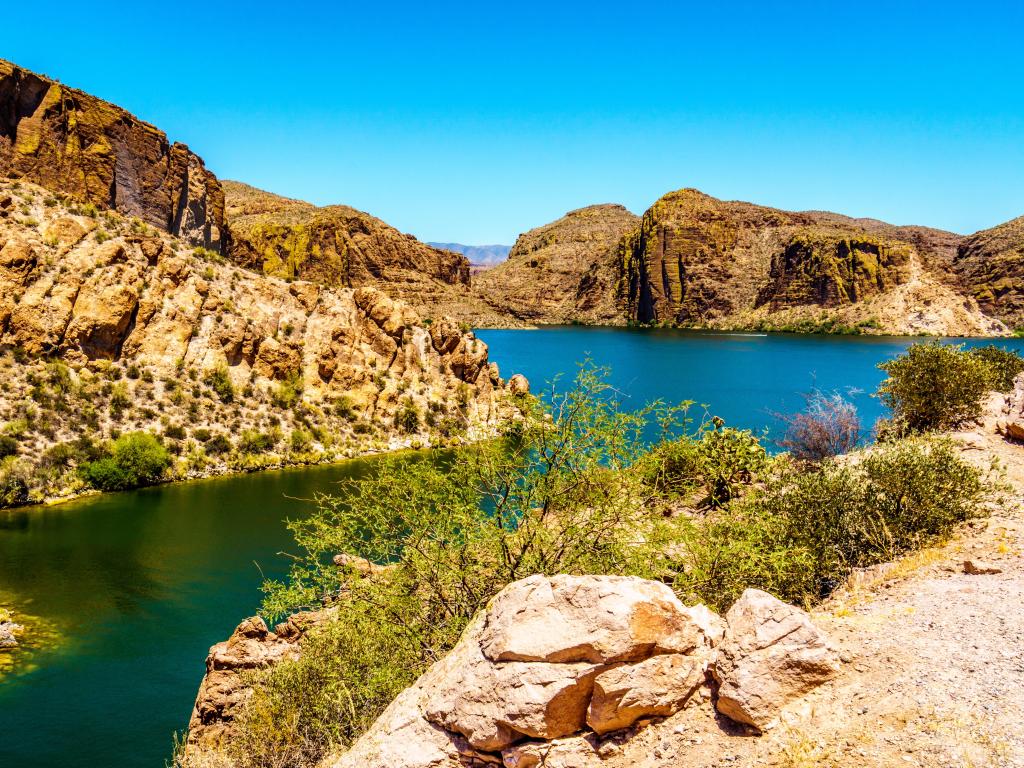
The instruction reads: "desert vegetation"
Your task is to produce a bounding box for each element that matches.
[194,344,1015,768]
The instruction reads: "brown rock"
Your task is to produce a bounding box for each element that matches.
[963,559,1003,575]
[479,574,703,664]
[587,653,706,734]
[712,589,840,731]
[508,373,530,396]
[0,59,226,250]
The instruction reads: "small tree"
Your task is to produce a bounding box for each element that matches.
[81,432,171,491]
[877,342,992,432]
[776,389,860,462]
[969,345,1024,392]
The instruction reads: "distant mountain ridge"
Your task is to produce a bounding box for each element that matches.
[428,242,511,266]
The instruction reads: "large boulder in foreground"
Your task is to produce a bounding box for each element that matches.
[712,588,841,731]
[331,578,838,767]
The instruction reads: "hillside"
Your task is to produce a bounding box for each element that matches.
[0,178,511,507]
[0,59,225,251]
[618,189,1006,336]
[952,215,1024,327]
[223,181,514,325]
[471,204,639,325]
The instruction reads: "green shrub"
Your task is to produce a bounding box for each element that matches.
[239,430,277,455]
[395,398,420,434]
[969,345,1024,392]
[675,436,997,610]
[877,342,992,431]
[81,432,171,491]
[203,364,235,404]
[289,430,312,453]
[0,435,17,459]
[205,433,233,456]
[271,372,303,410]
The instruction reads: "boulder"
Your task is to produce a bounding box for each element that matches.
[0,620,21,649]
[508,373,530,396]
[479,574,703,664]
[712,589,840,731]
[587,653,706,734]
[963,559,1002,575]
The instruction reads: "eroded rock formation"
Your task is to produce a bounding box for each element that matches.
[317,576,837,768]
[952,215,1024,328]
[0,59,225,250]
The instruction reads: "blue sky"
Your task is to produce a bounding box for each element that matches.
[5,1,1023,243]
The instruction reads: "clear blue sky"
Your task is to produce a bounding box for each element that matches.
[5,1,1023,243]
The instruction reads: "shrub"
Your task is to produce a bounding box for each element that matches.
[775,389,860,461]
[876,342,992,431]
[204,364,235,404]
[205,433,233,456]
[271,372,303,410]
[395,398,420,434]
[0,435,17,459]
[239,430,277,455]
[675,436,997,609]
[81,432,171,491]
[289,430,312,453]
[969,345,1024,392]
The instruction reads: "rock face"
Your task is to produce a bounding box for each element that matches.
[0,59,225,250]
[712,589,840,731]
[617,188,1003,335]
[222,181,492,321]
[473,204,639,324]
[328,576,836,768]
[951,215,1024,328]
[0,180,510,507]
[188,612,329,747]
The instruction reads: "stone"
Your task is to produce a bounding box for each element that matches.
[587,653,706,734]
[332,552,388,576]
[963,559,1002,575]
[424,621,604,751]
[0,620,22,649]
[502,734,602,768]
[712,589,840,731]
[479,574,703,664]
[508,373,530,396]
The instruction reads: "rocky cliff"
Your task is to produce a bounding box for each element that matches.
[223,181,514,323]
[951,215,1024,328]
[0,179,511,506]
[472,204,639,325]
[0,59,225,251]
[618,189,1006,336]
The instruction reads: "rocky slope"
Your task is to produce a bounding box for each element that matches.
[0,59,225,251]
[951,215,1024,328]
[619,189,1006,336]
[471,204,639,325]
[0,179,512,507]
[223,182,512,325]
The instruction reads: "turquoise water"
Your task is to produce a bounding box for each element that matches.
[2,328,1024,768]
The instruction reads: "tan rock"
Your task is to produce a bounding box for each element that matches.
[508,373,530,396]
[502,734,602,768]
[587,653,706,734]
[480,574,703,664]
[424,622,603,751]
[713,589,840,731]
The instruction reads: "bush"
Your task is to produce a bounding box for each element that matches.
[675,436,997,609]
[239,430,277,455]
[877,342,992,431]
[271,372,304,410]
[775,389,860,461]
[0,435,17,459]
[289,430,312,453]
[203,364,235,404]
[205,433,233,456]
[81,432,171,491]
[395,398,420,434]
[969,345,1024,392]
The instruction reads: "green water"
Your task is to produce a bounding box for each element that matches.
[2,328,1024,767]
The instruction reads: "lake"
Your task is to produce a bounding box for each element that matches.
[1,328,1022,768]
